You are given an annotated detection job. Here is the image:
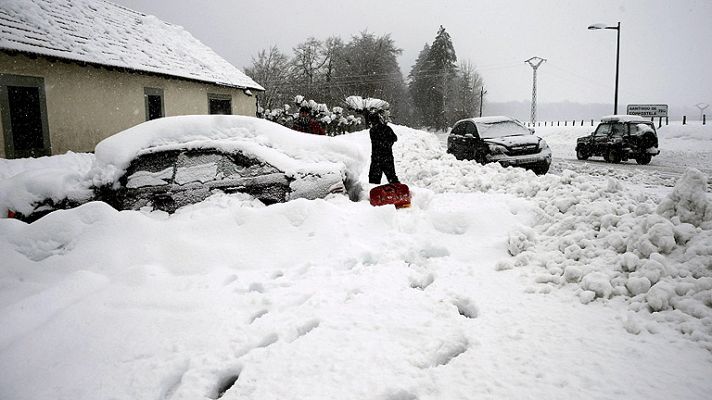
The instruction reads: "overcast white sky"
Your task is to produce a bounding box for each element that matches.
[113,0,711,109]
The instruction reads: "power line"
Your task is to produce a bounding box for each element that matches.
[546,63,613,90]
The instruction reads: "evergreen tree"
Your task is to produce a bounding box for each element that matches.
[427,26,458,130]
[332,32,408,123]
[408,26,484,129]
[408,43,434,127]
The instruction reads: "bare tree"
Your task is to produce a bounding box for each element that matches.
[291,37,328,100]
[447,60,484,123]
[321,36,345,105]
[244,46,290,109]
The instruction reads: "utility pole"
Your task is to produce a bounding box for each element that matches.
[695,103,709,121]
[479,86,487,117]
[525,56,546,125]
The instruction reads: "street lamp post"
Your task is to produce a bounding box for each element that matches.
[589,22,621,115]
[695,103,709,121]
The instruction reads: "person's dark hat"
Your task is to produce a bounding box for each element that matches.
[367,112,381,125]
[299,106,310,114]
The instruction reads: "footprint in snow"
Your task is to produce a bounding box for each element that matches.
[409,273,435,290]
[248,309,268,324]
[451,296,479,319]
[296,319,320,338]
[383,388,418,400]
[248,282,265,293]
[210,369,241,400]
[256,332,278,348]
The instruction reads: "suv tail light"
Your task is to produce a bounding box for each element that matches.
[7,210,16,219]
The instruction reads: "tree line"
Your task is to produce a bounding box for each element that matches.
[244,26,484,130]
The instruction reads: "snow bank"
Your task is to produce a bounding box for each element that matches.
[0,153,95,216]
[0,169,94,215]
[0,151,94,181]
[393,126,712,350]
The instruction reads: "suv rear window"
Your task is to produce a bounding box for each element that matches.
[633,122,656,135]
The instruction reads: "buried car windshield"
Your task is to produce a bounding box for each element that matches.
[477,121,531,139]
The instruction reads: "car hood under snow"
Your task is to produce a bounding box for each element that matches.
[483,134,541,148]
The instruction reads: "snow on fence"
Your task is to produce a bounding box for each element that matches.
[525,115,707,128]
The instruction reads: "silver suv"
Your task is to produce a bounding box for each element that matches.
[447,116,552,174]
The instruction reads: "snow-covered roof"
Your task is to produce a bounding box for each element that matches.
[456,116,519,125]
[0,0,264,90]
[455,116,531,129]
[471,116,513,124]
[600,115,647,123]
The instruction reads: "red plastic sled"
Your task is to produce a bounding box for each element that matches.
[369,183,411,208]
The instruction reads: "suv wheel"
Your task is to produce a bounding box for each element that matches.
[635,153,652,165]
[607,148,622,164]
[532,162,550,175]
[576,148,589,160]
[641,134,656,149]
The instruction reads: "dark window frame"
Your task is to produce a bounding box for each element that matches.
[208,93,232,115]
[0,74,51,158]
[464,122,478,137]
[144,87,165,121]
[594,123,612,137]
[451,123,465,136]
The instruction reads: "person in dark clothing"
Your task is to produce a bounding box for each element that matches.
[368,112,399,184]
[292,106,326,135]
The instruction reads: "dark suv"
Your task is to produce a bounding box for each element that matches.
[575,116,660,164]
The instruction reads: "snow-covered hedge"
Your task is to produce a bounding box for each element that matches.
[258,95,364,136]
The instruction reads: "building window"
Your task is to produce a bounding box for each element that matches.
[144,87,164,121]
[208,93,232,115]
[0,74,51,158]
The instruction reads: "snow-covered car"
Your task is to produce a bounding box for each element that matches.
[575,115,660,164]
[4,116,358,222]
[446,116,552,174]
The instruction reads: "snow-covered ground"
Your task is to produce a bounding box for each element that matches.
[1,122,711,400]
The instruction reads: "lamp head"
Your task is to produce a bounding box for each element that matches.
[588,23,607,30]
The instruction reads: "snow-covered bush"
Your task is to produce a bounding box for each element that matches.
[258,95,365,136]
